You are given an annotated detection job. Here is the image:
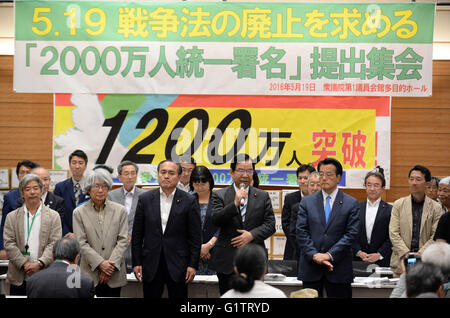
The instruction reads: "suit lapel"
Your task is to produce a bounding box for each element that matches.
[360,201,369,244]
[152,190,163,235]
[317,192,326,227]
[101,201,113,242]
[38,206,50,254]
[371,200,386,237]
[165,189,181,234]
[16,207,25,250]
[325,190,343,230]
[244,187,256,226]
[85,200,103,240]
[226,185,243,227]
[420,197,432,233]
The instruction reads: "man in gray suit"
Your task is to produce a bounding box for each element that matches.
[108,161,146,273]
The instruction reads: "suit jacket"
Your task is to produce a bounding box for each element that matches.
[26,261,95,298]
[281,190,302,260]
[3,205,62,286]
[0,189,21,250]
[296,190,360,284]
[17,192,66,235]
[353,200,393,267]
[73,199,128,288]
[54,178,87,235]
[131,188,202,283]
[389,195,443,275]
[210,185,276,274]
[108,186,146,271]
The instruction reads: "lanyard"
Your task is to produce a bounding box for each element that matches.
[25,209,39,251]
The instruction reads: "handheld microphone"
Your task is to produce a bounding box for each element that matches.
[239,183,246,207]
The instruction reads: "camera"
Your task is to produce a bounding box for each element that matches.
[403,252,421,268]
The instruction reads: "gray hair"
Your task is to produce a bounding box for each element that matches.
[307,171,320,181]
[52,237,80,263]
[18,173,43,195]
[83,169,113,194]
[439,176,450,186]
[422,242,450,277]
[406,262,445,298]
[117,160,139,175]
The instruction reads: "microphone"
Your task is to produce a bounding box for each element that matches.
[239,183,246,207]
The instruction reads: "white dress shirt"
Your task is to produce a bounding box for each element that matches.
[321,188,339,211]
[365,197,381,244]
[123,186,135,215]
[23,203,42,262]
[160,188,175,233]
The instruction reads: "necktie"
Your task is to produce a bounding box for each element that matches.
[74,183,81,206]
[240,203,247,222]
[325,195,331,223]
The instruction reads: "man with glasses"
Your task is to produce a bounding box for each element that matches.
[109,161,146,273]
[353,168,392,267]
[296,158,359,298]
[210,154,275,295]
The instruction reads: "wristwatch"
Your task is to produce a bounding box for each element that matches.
[38,260,44,269]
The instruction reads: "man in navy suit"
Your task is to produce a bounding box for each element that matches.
[54,149,88,237]
[0,160,39,259]
[131,160,201,298]
[296,158,359,298]
[353,169,392,267]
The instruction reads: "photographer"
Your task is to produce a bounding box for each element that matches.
[390,242,450,298]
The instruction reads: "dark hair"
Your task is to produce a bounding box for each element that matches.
[179,156,196,166]
[364,166,386,187]
[16,160,39,177]
[157,159,182,175]
[52,237,80,263]
[230,154,255,172]
[429,176,440,187]
[252,171,260,188]
[408,165,431,182]
[117,160,139,175]
[189,165,214,192]
[318,158,343,177]
[406,262,445,298]
[231,244,268,293]
[69,149,88,164]
[296,164,316,177]
[93,164,114,174]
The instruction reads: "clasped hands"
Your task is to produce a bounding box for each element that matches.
[23,261,40,276]
[313,253,334,271]
[99,260,115,284]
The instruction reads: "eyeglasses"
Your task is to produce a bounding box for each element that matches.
[236,169,254,175]
[182,167,194,173]
[92,184,108,190]
[193,178,209,184]
[121,171,137,177]
[366,183,382,189]
[319,172,336,178]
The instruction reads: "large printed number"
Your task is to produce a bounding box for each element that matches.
[32,8,52,36]
[98,108,253,165]
[122,109,169,163]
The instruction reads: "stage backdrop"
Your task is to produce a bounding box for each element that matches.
[53,94,391,188]
[15,1,434,96]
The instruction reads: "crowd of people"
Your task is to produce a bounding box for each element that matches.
[0,149,449,299]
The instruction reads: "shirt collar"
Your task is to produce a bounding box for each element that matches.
[160,187,176,199]
[322,188,338,201]
[24,202,43,216]
[367,197,381,208]
[233,183,249,193]
[123,186,135,196]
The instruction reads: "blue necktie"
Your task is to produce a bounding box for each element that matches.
[240,203,247,222]
[325,195,331,223]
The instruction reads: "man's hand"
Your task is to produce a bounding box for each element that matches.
[99,260,115,276]
[0,250,7,260]
[23,261,40,276]
[364,253,381,263]
[133,266,143,283]
[64,232,76,239]
[185,266,196,284]
[200,243,212,261]
[234,188,247,208]
[313,253,333,271]
[99,271,111,284]
[231,229,254,248]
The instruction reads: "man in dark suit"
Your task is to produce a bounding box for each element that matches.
[131,160,201,298]
[17,167,66,233]
[282,164,316,260]
[26,237,94,298]
[0,160,39,259]
[210,154,276,295]
[296,158,359,298]
[54,149,88,237]
[353,169,392,267]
